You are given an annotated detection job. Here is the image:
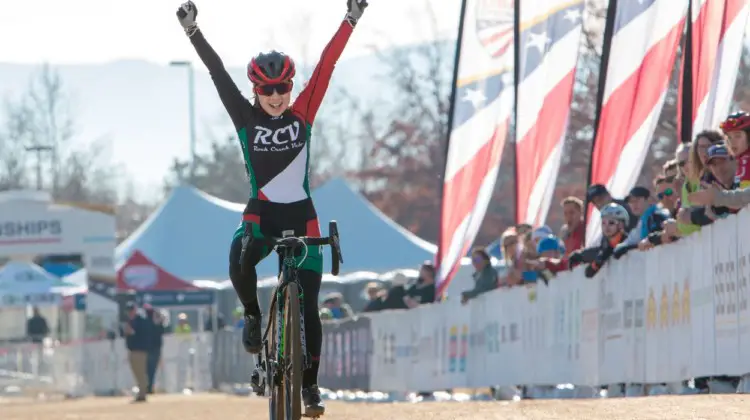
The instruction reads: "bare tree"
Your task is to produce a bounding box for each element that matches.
[0,64,118,204]
[164,131,249,202]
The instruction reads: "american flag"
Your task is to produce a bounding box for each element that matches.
[476,0,515,58]
[515,0,585,226]
[586,0,689,246]
[436,0,515,297]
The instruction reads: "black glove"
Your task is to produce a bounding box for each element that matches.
[584,264,597,278]
[568,251,583,268]
[613,243,633,260]
[346,0,368,26]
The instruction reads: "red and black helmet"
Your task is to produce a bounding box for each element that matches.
[719,111,750,134]
[247,51,296,85]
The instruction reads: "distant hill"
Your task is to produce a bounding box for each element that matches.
[0,40,454,195]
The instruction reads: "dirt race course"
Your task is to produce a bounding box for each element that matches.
[4,393,750,420]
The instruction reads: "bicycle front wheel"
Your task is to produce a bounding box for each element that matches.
[284,281,303,419]
[268,286,285,419]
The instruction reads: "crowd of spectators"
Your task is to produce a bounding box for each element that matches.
[449,110,750,305]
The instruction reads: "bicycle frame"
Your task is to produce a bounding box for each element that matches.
[273,241,311,375]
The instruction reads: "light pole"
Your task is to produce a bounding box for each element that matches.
[170,60,197,182]
[25,145,53,190]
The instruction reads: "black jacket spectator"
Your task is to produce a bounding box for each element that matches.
[122,312,151,352]
[26,307,49,343]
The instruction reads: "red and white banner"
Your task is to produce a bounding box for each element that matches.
[436,0,515,295]
[679,0,750,136]
[586,0,689,246]
[515,0,584,226]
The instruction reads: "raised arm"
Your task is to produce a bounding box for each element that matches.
[292,0,368,125]
[292,20,354,125]
[177,2,250,130]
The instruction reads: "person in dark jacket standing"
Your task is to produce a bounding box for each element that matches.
[144,305,166,394]
[121,302,150,402]
[461,248,498,304]
[26,307,50,343]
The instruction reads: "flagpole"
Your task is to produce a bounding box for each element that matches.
[436,0,469,296]
[678,0,694,145]
[583,0,618,242]
[512,0,520,224]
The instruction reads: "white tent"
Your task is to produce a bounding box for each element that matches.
[116,178,437,281]
[0,261,81,307]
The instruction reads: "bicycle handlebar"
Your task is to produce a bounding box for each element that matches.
[259,220,344,276]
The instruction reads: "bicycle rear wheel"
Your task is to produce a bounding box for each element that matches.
[268,287,285,419]
[284,281,303,419]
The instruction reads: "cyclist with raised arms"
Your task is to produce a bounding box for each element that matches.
[176,1,367,415]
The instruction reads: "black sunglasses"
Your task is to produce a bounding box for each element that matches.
[254,81,293,96]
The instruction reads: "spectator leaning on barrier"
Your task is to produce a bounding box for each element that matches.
[585,183,636,232]
[362,282,386,312]
[679,130,724,235]
[322,292,353,319]
[121,302,150,402]
[526,235,569,281]
[403,261,436,308]
[584,203,629,278]
[559,196,585,257]
[615,182,674,258]
[461,248,499,304]
[26,306,49,344]
[679,144,739,227]
[499,228,523,287]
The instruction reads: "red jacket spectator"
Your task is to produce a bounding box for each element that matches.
[559,196,585,256]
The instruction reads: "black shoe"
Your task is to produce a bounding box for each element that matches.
[132,394,147,403]
[302,385,325,417]
[242,315,262,354]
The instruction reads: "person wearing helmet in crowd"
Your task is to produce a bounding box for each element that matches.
[176,1,367,414]
[568,184,636,267]
[720,110,750,187]
[584,203,629,278]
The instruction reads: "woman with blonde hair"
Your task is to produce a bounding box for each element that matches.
[499,228,523,287]
[678,130,724,236]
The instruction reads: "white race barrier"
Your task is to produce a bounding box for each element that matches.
[0,333,213,396]
[365,211,747,391]
[207,211,748,394]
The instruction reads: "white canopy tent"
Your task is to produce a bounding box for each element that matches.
[0,261,83,342]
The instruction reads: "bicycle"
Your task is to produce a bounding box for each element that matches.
[251,221,343,420]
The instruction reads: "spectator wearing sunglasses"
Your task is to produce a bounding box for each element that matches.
[679,144,739,227]
[461,248,499,305]
[613,186,671,259]
[679,130,725,235]
[568,185,636,268]
[585,203,629,278]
